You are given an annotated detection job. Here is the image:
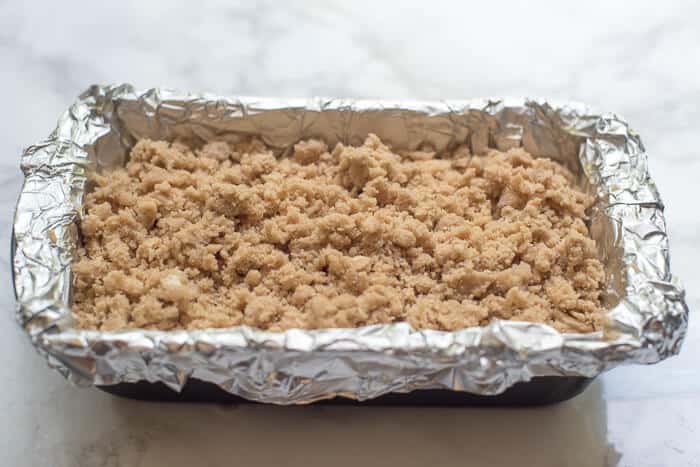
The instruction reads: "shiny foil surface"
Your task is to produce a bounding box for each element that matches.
[12,84,689,403]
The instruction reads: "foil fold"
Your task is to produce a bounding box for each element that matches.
[12,84,688,403]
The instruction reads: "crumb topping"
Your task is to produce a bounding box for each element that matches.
[72,135,605,333]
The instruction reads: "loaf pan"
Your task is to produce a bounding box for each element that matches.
[12,84,688,405]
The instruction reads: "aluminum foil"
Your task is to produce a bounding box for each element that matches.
[12,84,689,403]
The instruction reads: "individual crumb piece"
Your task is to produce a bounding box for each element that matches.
[293,139,328,165]
[72,135,606,333]
[135,198,158,228]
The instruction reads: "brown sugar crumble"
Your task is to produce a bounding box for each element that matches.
[72,135,606,333]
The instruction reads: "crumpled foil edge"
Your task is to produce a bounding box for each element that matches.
[12,84,689,403]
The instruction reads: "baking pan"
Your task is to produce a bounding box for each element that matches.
[99,377,593,406]
[12,84,688,405]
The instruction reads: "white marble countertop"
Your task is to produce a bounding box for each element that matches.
[1,1,699,466]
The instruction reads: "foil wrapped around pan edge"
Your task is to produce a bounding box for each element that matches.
[11,84,689,403]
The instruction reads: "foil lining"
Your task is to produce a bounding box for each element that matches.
[12,84,689,403]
